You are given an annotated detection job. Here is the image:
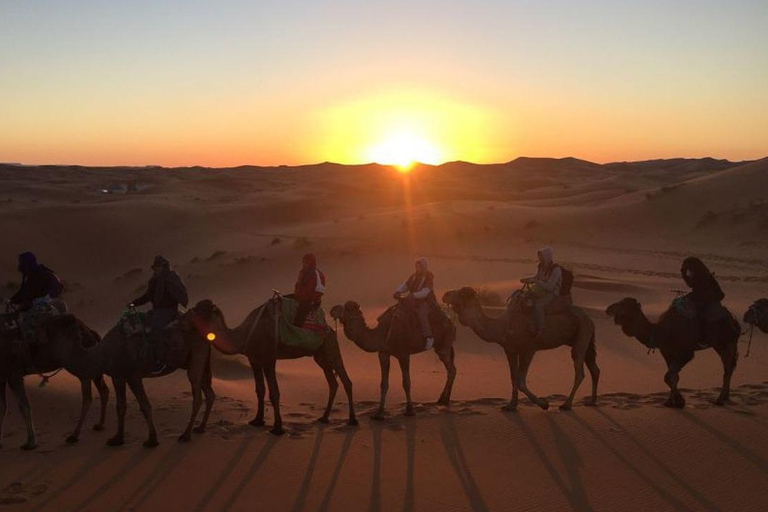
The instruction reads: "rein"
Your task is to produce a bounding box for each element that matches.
[38,367,64,387]
[744,305,767,358]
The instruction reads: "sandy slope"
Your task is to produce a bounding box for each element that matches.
[1,158,768,511]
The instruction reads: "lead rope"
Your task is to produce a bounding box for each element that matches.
[38,367,63,387]
[383,302,399,350]
[647,326,656,355]
[746,323,754,358]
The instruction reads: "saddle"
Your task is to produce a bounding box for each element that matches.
[671,296,736,349]
[508,290,574,316]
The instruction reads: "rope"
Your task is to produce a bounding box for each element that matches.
[383,301,400,350]
[38,367,63,387]
[746,323,754,358]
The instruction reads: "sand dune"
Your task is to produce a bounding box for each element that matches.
[1,158,768,511]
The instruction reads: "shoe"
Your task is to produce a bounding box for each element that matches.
[150,362,167,375]
[425,337,435,350]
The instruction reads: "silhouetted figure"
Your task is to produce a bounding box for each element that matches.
[681,257,725,340]
[130,255,188,371]
[10,252,63,312]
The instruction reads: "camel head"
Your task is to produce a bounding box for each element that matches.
[179,299,227,343]
[606,297,644,336]
[744,299,768,333]
[442,287,479,313]
[329,301,363,326]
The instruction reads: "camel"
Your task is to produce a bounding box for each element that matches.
[606,297,740,408]
[181,298,357,436]
[442,287,599,411]
[329,300,456,419]
[15,312,215,448]
[0,312,109,450]
[744,299,768,334]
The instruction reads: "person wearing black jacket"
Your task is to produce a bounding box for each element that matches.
[681,257,725,337]
[10,252,64,312]
[129,255,188,371]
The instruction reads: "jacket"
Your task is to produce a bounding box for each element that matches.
[133,269,189,310]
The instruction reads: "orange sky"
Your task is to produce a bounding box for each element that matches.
[1,1,766,167]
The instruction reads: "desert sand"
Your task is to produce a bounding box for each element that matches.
[1,157,768,511]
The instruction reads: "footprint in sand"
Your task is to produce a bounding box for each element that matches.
[0,482,48,505]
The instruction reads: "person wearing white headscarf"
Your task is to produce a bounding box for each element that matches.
[394,257,436,349]
[521,247,562,338]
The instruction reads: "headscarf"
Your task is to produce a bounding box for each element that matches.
[17,252,39,274]
[538,247,554,267]
[303,253,317,269]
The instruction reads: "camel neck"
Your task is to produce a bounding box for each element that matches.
[211,310,256,355]
[343,315,384,353]
[632,312,656,348]
[461,304,506,344]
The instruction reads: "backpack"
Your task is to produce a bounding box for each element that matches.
[555,265,574,296]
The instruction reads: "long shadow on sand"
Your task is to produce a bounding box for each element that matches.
[593,408,722,512]
[72,447,155,511]
[368,422,383,512]
[565,413,690,511]
[545,415,592,511]
[30,447,120,512]
[192,434,259,512]
[318,428,357,512]
[219,435,277,512]
[440,414,490,512]
[367,417,418,512]
[679,410,768,477]
[115,444,191,512]
[504,413,591,512]
[403,419,415,512]
[291,425,326,512]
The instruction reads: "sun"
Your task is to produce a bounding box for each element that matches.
[367,131,443,172]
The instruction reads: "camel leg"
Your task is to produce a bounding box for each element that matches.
[373,352,390,421]
[67,378,93,444]
[436,346,456,406]
[318,363,339,424]
[715,342,738,405]
[560,348,586,411]
[502,351,520,412]
[107,377,127,446]
[663,363,685,409]
[93,375,109,431]
[517,351,549,410]
[179,365,204,443]
[264,362,284,436]
[398,356,414,416]
[0,379,7,449]
[584,341,600,406]
[196,354,215,433]
[248,359,266,427]
[335,361,358,426]
[8,375,36,450]
[126,377,159,448]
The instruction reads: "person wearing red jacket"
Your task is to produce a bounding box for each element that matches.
[293,253,326,327]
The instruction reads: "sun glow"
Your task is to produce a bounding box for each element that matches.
[313,90,497,167]
[367,131,443,171]
[206,333,216,342]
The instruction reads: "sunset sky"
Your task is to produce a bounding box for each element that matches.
[1,1,766,167]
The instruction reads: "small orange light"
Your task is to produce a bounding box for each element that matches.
[206,333,216,342]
